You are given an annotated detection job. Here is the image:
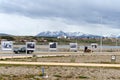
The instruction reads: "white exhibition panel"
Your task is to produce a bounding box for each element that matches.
[1,41,13,51]
[26,42,36,50]
[49,42,57,51]
[70,43,78,51]
[91,43,98,48]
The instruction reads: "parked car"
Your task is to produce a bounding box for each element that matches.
[13,47,34,54]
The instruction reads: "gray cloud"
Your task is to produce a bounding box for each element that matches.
[0,0,120,29]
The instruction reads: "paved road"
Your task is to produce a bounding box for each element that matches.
[0,52,120,59]
[0,61,120,68]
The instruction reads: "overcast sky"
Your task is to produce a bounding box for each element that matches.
[0,0,120,36]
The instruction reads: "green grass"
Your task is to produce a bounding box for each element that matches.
[78,76,89,79]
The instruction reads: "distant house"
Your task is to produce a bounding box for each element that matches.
[57,35,67,39]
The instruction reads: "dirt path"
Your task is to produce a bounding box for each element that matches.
[0,61,120,68]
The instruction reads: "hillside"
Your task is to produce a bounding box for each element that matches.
[0,33,12,36]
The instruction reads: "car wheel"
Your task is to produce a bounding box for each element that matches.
[17,51,20,54]
[29,51,32,54]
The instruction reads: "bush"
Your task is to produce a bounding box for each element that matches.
[1,36,15,41]
[32,54,37,58]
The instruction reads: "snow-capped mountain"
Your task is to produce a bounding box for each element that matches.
[36,31,67,37]
[36,31,101,38]
[103,34,120,38]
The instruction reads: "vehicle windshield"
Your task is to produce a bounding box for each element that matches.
[20,47,26,50]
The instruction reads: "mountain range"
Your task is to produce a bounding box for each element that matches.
[0,31,119,38]
[36,31,101,38]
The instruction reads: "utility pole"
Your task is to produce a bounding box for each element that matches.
[100,35,103,52]
[100,16,103,53]
[116,36,118,52]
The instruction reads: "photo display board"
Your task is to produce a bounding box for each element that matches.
[26,42,36,50]
[70,43,78,51]
[1,41,13,51]
[91,43,98,48]
[49,42,57,51]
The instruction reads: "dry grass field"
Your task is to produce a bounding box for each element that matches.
[0,54,120,80]
[2,54,120,63]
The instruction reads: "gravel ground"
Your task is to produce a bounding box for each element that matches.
[0,66,120,80]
